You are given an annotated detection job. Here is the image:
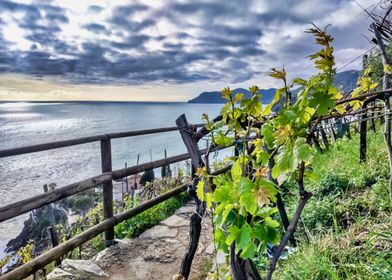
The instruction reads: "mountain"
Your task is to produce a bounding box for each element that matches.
[188,87,277,104]
[334,70,360,95]
[187,70,360,103]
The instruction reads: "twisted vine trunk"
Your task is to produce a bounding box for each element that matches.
[230,244,261,280]
[176,114,206,279]
[372,23,392,204]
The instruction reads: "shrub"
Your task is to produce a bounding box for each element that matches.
[140,169,155,186]
[73,195,94,215]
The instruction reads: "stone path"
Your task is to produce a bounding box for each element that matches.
[49,202,219,280]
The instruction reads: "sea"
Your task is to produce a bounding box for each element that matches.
[0,101,223,254]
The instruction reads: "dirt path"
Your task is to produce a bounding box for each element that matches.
[94,202,215,280]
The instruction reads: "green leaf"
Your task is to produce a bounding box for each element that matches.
[271,164,280,179]
[240,192,258,215]
[226,226,240,246]
[213,184,231,203]
[237,224,252,252]
[277,145,295,173]
[265,226,280,244]
[205,192,213,209]
[255,150,270,166]
[292,77,307,86]
[309,91,336,115]
[265,216,280,228]
[221,204,235,225]
[262,88,284,116]
[240,242,257,259]
[294,137,313,163]
[215,131,233,147]
[196,180,204,201]
[283,110,297,120]
[297,106,315,124]
[252,224,267,241]
[231,159,242,181]
[215,227,229,253]
[239,177,254,193]
[261,123,275,148]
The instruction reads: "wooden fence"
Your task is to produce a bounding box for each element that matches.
[0,122,229,280]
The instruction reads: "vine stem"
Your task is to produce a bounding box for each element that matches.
[265,190,312,280]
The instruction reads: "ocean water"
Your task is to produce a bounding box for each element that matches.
[0,101,223,251]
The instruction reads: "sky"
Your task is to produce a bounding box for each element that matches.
[0,0,383,102]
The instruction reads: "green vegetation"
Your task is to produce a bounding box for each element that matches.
[194,24,392,279]
[67,195,95,215]
[140,169,155,186]
[115,192,189,238]
[364,43,392,87]
[274,131,392,279]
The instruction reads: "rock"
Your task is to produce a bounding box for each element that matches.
[163,238,181,244]
[172,274,185,280]
[160,215,189,227]
[175,205,195,216]
[205,244,215,255]
[216,251,226,265]
[61,259,108,277]
[94,248,109,262]
[139,225,178,239]
[47,268,74,280]
[6,205,68,253]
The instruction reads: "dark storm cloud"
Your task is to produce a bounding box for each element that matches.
[111,34,151,49]
[0,0,379,85]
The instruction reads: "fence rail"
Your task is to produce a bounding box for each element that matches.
[0,124,204,158]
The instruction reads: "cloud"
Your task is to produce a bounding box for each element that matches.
[88,5,104,14]
[83,23,109,35]
[0,0,382,88]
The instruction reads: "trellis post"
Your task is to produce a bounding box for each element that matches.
[100,138,115,247]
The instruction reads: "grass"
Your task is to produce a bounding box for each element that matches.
[273,131,392,279]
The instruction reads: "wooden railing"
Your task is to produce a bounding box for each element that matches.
[0,122,231,280]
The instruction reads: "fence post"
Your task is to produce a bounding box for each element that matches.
[100,138,115,247]
[359,104,368,162]
[176,114,204,279]
[319,126,330,150]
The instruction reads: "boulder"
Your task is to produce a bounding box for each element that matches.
[47,268,74,280]
[61,259,108,278]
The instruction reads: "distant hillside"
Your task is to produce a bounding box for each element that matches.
[188,87,276,104]
[187,70,360,103]
[334,70,360,95]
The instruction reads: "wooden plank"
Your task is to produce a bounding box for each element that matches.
[100,139,114,246]
[0,124,204,158]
